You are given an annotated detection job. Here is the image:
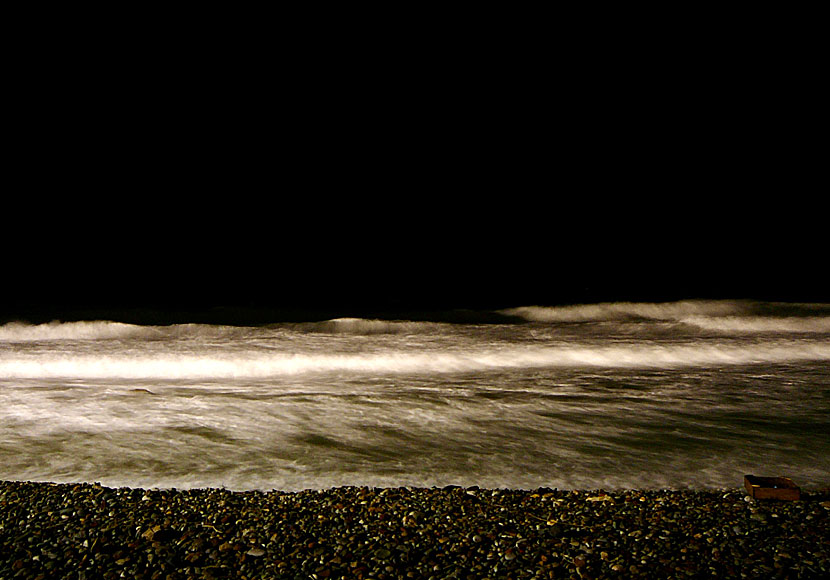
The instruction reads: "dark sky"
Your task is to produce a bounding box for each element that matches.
[5,123,823,322]
[3,197,825,324]
[4,22,824,323]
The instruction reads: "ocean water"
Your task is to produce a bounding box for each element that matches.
[1,300,829,491]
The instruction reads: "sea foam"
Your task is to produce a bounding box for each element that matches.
[0,320,154,341]
[3,340,829,380]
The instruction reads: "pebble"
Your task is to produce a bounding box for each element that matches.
[0,481,827,579]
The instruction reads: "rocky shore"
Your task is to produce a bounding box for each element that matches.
[1,481,828,579]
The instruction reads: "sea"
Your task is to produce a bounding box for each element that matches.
[1,300,829,492]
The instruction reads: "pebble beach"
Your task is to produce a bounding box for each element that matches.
[1,481,828,579]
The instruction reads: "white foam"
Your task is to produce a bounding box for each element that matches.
[0,320,261,342]
[0,320,156,341]
[303,318,443,334]
[3,340,829,380]
[499,300,751,323]
[681,315,830,333]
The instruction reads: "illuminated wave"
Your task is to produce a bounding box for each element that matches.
[0,321,157,341]
[0,321,263,342]
[3,340,829,380]
[681,315,830,333]
[296,318,444,335]
[501,300,830,332]
[499,300,755,322]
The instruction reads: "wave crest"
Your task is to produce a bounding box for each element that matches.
[681,316,830,333]
[3,340,829,379]
[500,300,830,333]
[299,318,442,335]
[0,321,156,342]
[499,300,752,323]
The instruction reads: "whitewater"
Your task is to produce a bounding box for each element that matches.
[1,300,828,491]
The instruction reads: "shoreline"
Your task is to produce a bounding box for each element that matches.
[2,481,828,579]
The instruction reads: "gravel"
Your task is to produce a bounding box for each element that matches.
[1,481,828,579]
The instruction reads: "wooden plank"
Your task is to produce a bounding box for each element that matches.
[744,475,800,501]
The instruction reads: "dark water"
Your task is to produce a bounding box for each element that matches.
[1,300,829,491]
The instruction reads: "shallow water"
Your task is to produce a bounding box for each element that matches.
[2,300,829,491]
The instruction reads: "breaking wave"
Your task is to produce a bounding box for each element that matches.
[3,340,830,380]
[0,321,155,342]
[501,300,830,333]
[297,318,444,335]
[0,321,267,342]
[681,316,830,334]
[499,300,753,322]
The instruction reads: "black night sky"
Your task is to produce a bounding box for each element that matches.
[3,20,825,324]
[3,198,825,325]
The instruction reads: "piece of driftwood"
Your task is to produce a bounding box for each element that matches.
[744,475,800,500]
